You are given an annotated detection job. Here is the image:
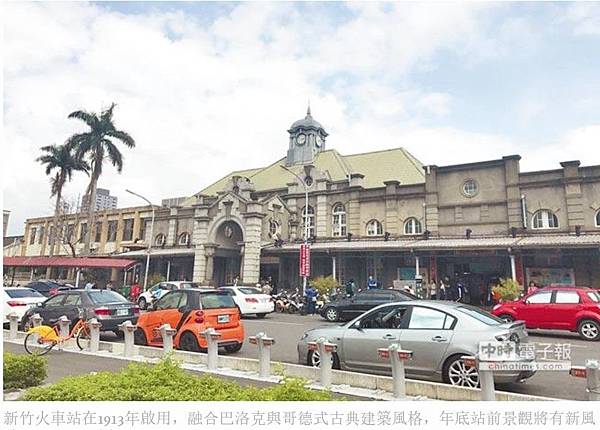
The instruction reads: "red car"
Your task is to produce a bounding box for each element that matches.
[492,287,600,341]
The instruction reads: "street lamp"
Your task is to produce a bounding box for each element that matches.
[280,165,312,295]
[126,189,155,291]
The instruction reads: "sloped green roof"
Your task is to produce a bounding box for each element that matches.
[190,147,424,199]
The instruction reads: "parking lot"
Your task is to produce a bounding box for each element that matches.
[90,311,600,400]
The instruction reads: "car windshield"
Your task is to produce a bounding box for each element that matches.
[456,306,504,325]
[200,293,237,309]
[5,289,45,298]
[238,287,263,295]
[88,291,128,304]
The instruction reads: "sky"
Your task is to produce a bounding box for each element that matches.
[3,1,600,236]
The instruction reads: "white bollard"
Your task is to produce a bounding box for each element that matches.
[118,320,137,357]
[249,332,275,378]
[200,328,222,371]
[31,313,43,328]
[159,324,177,356]
[8,313,19,339]
[571,360,600,401]
[58,315,71,338]
[378,344,413,398]
[464,355,495,401]
[87,318,102,353]
[308,337,337,388]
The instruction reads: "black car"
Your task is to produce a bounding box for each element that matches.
[21,289,139,334]
[25,280,73,297]
[320,289,417,322]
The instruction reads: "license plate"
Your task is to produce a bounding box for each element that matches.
[217,315,230,323]
[116,309,129,316]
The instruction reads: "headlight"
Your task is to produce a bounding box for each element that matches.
[300,332,309,340]
[495,333,509,341]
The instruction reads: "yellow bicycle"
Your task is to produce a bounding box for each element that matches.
[24,318,91,355]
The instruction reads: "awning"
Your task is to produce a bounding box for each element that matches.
[3,256,138,269]
[262,233,600,253]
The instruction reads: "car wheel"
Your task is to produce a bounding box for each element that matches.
[578,319,600,341]
[224,343,243,353]
[138,297,147,310]
[287,306,297,314]
[443,355,479,387]
[307,350,340,369]
[256,313,267,319]
[324,307,339,322]
[179,331,201,352]
[134,328,148,346]
[498,314,514,323]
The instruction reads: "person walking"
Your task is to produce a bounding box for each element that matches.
[345,278,356,298]
[106,280,114,291]
[428,278,437,300]
[367,275,378,290]
[305,285,318,315]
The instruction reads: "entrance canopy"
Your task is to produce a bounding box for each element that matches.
[3,256,137,270]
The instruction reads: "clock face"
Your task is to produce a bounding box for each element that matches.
[296,134,306,145]
[315,135,323,147]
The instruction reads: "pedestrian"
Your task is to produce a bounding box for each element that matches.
[438,278,446,300]
[271,280,278,296]
[84,280,94,291]
[367,275,378,290]
[130,283,141,302]
[345,278,355,298]
[106,280,114,291]
[527,281,538,295]
[305,285,317,315]
[428,278,437,300]
[232,276,239,286]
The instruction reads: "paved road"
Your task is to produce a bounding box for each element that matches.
[10,312,599,400]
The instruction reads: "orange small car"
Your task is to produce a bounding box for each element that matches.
[134,289,244,353]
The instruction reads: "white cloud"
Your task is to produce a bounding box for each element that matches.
[563,3,600,36]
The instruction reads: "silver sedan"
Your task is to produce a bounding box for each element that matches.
[297,301,535,387]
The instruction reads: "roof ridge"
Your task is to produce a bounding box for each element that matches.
[343,147,413,158]
[399,147,425,174]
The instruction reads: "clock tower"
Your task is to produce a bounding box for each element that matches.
[285,106,328,166]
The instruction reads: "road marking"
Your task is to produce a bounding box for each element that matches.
[243,320,305,326]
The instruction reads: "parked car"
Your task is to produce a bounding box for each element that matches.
[3,287,47,326]
[298,301,534,387]
[492,286,600,341]
[135,289,244,353]
[21,289,139,334]
[219,286,274,318]
[319,289,417,322]
[137,281,202,310]
[24,280,73,297]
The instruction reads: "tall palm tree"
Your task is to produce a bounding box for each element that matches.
[36,144,89,256]
[66,103,135,253]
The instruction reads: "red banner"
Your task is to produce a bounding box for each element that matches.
[299,244,311,277]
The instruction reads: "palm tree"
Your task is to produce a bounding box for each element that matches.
[66,103,135,253]
[36,144,89,256]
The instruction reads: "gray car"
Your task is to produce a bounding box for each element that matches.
[297,300,535,387]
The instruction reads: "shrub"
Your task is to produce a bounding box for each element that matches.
[146,273,165,289]
[3,353,47,390]
[22,358,335,401]
[492,278,522,302]
[311,276,340,297]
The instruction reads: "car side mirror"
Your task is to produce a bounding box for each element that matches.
[177,306,189,313]
[352,320,363,330]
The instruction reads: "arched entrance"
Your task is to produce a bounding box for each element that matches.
[211,220,244,286]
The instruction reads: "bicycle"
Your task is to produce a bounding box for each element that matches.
[24,318,91,356]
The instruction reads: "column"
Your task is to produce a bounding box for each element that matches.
[242,209,264,285]
[510,254,516,282]
[167,208,178,245]
[332,254,337,280]
[192,214,210,283]
[204,245,216,285]
[415,256,420,278]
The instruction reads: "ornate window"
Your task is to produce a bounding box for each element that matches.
[366,219,383,236]
[107,221,117,242]
[268,220,280,237]
[301,206,315,238]
[532,210,559,230]
[404,217,423,235]
[29,227,37,245]
[178,232,190,246]
[122,219,134,241]
[596,210,600,228]
[332,203,347,237]
[154,233,166,246]
[462,179,479,197]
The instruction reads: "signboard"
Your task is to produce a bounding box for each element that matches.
[526,267,575,287]
[299,244,311,277]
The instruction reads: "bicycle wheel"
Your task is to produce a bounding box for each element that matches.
[75,326,90,350]
[24,332,55,356]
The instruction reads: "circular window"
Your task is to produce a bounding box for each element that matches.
[304,176,313,187]
[462,179,478,197]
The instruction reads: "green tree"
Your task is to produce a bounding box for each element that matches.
[66,103,135,253]
[36,144,89,256]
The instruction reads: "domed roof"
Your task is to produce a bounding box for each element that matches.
[289,106,324,131]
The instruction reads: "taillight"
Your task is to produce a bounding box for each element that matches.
[94,307,111,316]
[194,310,205,323]
[245,297,258,303]
[7,301,27,307]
